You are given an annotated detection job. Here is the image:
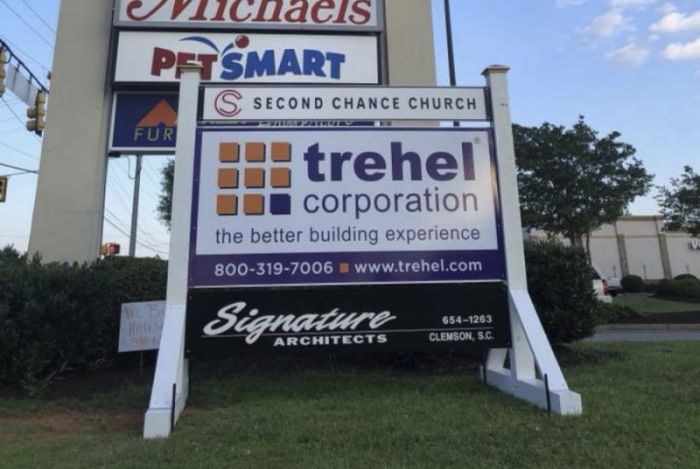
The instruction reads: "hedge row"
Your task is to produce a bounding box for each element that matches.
[656,278,700,302]
[1,241,599,394]
[0,248,166,395]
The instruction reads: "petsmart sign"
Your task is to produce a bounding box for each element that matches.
[114,0,383,32]
[114,32,379,84]
[189,128,505,287]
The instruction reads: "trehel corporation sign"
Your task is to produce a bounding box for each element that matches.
[185,127,509,356]
[114,0,383,31]
[114,31,379,84]
[189,128,505,288]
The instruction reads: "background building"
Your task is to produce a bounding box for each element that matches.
[528,215,700,281]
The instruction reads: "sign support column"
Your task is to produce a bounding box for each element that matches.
[482,66,582,415]
[129,155,142,257]
[144,65,201,439]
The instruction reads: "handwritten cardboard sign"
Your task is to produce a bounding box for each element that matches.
[118,301,166,352]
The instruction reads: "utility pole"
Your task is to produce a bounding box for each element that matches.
[444,0,459,128]
[129,155,142,257]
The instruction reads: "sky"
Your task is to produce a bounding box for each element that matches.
[1,0,698,255]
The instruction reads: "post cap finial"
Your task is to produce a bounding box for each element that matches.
[482,65,510,76]
[177,64,204,74]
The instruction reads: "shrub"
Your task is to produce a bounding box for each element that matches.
[656,279,700,302]
[621,274,645,293]
[524,241,599,344]
[673,274,698,282]
[595,302,638,324]
[0,249,166,395]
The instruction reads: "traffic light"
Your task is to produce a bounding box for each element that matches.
[26,90,47,135]
[0,48,7,97]
[0,176,7,203]
[101,243,121,257]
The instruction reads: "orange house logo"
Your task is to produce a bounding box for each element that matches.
[216,141,292,216]
[133,99,178,142]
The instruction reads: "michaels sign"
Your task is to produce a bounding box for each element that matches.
[114,31,379,84]
[114,0,383,31]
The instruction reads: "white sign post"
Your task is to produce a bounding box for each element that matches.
[144,66,202,439]
[481,66,581,414]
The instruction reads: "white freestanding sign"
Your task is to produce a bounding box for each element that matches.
[143,66,583,439]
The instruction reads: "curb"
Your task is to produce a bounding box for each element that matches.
[597,324,700,332]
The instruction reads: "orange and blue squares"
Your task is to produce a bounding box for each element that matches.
[218,169,239,189]
[270,194,291,215]
[244,168,265,188]
[270,168,291,188]
[244,194,265,215]
[245,142,266,162]
[271,142,291,162]
[216,140,292,217]
[219,143,240,162]
[217,195,238,216]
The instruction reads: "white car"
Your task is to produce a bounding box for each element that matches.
[592,265,613,303]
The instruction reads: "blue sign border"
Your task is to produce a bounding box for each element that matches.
[188,127,506,288]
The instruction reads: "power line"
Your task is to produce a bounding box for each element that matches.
[0,35,50,75]
[1,96,28,130]
[104,215,168,256]
[0,141,40,162]
[106,179,133,214]
[19,0,56,34]
[0,170,36,177]
[0,0,54,48]
[0,161,38,173]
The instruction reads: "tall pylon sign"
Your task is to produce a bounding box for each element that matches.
[31,1,581,440]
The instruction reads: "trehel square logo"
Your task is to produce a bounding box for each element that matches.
[216,141,292,217]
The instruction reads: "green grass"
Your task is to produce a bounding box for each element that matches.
[614,296,700,315]
[1,343,699,468]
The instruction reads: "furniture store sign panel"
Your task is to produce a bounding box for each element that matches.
[114,32,379,84]
[190,128,505,287]
[114,0,383,31]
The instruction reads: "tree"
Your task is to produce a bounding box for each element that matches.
[514,116,653,255]
[657,166,700,236]
[157,160,174,229]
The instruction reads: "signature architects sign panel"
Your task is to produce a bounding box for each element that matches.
[186,283,510,357]
[114,0,383,31]
[190,127,505,287]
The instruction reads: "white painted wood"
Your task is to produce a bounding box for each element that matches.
[482,66,581,415]
[144,66,201,439]
[483,367,582,415]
